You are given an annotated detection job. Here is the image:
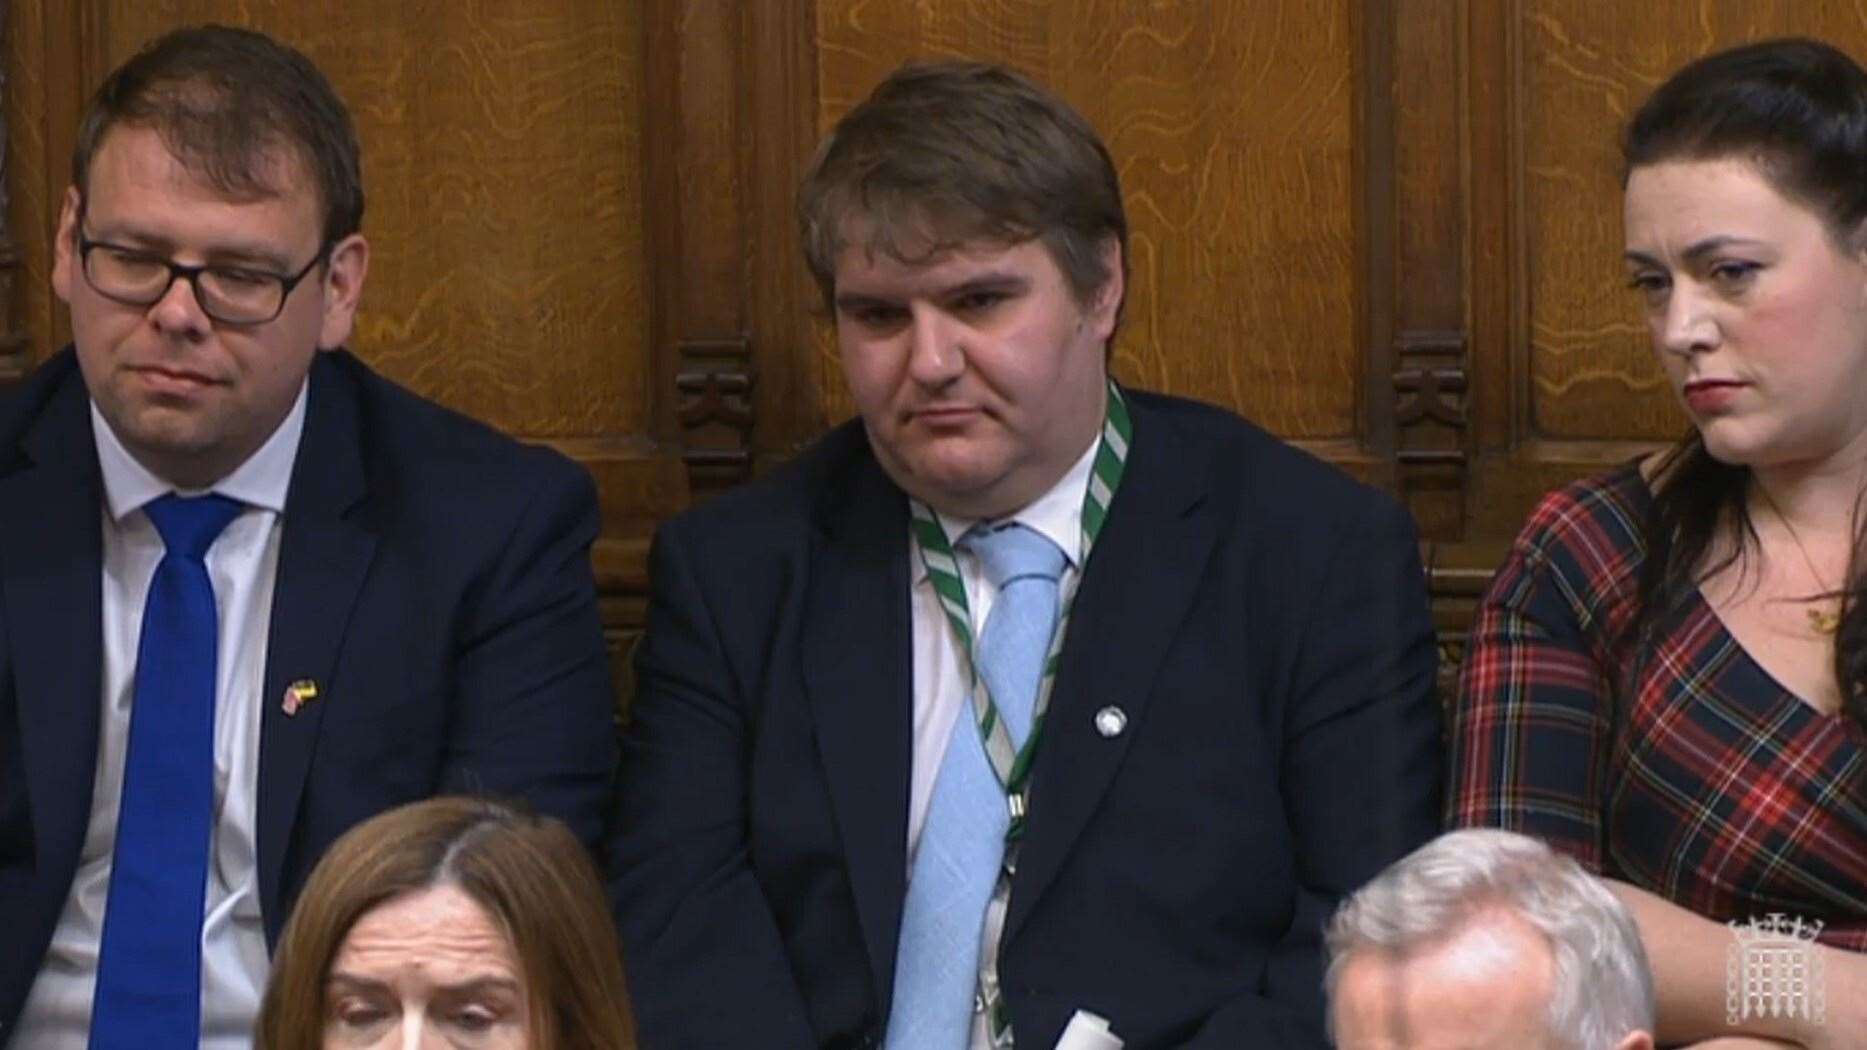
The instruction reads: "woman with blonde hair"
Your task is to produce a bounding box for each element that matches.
[257,796,630,1049]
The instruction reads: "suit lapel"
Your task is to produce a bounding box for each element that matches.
[802,447,913,1010]
[1004,400,1219,941]
[255,355,377,938]
[0,372,104,897]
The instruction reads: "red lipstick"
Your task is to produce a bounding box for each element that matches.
[1682,379,1745,414]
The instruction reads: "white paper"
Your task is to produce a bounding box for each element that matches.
[1054,1009,1123,1050]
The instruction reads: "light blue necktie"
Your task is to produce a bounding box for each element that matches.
[887,522,1065,1049]
[89,493,241,1049]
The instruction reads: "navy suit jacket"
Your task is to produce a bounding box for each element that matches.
[611,390,1443,1049]
[0,348,618,1035]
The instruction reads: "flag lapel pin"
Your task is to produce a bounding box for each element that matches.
[282,679,319,717]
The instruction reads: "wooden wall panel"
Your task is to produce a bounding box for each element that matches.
[1390,0,1468,538]
[1521,7,1673,442]
[4,1,681,719]
[1442,2,1867,651]
[1,0,77,379]
[85,2,650,440]
[26,4,1867,693]
[813,0,1364,442]
[1520,3,1867,444]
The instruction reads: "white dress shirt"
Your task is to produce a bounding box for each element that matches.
[10,385,307,1050]
[905,437,1096,857]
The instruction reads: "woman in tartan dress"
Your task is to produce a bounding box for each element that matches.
[1450,39,1867,1050]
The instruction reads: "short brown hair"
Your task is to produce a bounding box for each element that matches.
[798,61,1127,320]
[256,797,631,1050]
[74,24,364,248]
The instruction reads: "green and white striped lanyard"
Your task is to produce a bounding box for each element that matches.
[907,379,1131,1045]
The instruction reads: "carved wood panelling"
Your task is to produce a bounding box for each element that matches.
[3,0,76,369]
[4,1,673,717]
[675,337,756,494]
[1466,3,1867,508]
[67,3,654,441]
[0,0,21,387]
[812,0,1366,446]
[1421,536,1511,700]
[642,0,816,501]
[740,1,822,467]
[1450,1,1867,646]
[1521,2,1867,445]
[1390,0,1469,539]
[1394,330,1470,544]
[16,3,1867,697]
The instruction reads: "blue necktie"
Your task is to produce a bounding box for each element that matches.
[89,493,241,1049]
[887,522,1065,1048]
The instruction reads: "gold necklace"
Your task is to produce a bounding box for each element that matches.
[1754,483,1844,635]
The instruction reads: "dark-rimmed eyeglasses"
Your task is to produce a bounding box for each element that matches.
[76,225,326,326]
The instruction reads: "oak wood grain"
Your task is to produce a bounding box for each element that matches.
[86,1,651,440]
[814,0,1364,440]
[1521,1,1867,440]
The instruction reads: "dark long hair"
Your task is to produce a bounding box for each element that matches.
[1624,38,1867,733]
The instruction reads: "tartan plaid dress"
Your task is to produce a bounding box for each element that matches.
[1448,465,1867,950]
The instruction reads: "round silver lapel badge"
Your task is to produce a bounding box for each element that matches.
[1094,705,1127,738]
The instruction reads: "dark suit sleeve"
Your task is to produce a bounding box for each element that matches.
[608,526,818,1049]
[1187,493,1442,1048]
[437,455,617,850]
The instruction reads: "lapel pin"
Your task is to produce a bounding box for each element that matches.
[1094,705,1127,738]
[282,679,319,717]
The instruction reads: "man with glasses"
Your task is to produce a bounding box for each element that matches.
[0,26,616,1048]
[78,224,330,329]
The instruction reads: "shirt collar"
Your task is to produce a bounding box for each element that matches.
[917,435,1099,583]
[92,379,308,522]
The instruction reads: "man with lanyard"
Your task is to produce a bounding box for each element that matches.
[0,26,616,1047]
[612,61,1443,1049]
